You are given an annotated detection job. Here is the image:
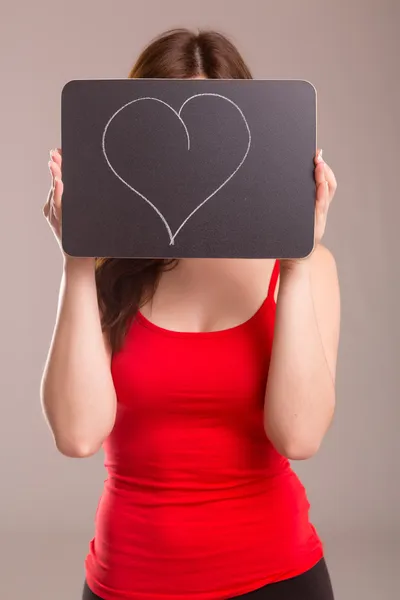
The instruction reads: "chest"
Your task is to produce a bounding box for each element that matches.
[139,259,278,334]
[111,304,275,424]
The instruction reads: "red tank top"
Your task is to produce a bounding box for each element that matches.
[85,260,323,599]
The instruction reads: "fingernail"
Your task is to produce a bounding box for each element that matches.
[317,149,324,163]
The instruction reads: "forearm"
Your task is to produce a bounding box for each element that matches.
[41,258,117,457]
[264,258,336,459]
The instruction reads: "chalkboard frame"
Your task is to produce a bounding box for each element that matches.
[61,78,317,259]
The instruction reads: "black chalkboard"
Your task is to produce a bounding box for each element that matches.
[61,79,316,258]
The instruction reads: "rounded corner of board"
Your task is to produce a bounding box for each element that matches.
[297,79,317,98]
[61,80,80,100]
[301,238,316,260]
[60,235,75,258]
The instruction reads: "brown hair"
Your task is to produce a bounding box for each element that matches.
[96,29,252,353]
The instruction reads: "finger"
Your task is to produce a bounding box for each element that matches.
[43,201,50,218]
[316,178,329,212]
[49,178,63,230]
[314,149,337,195]
[48,159,54,183]
[313,149,324,180]
[314,161,326,185]
[52,177,64,213]
[44,155,61,221]
[43,179,54,218]
[48,159,61,180]
[50,148,62,167]
[314,148,324,165]
[324,163,337,194]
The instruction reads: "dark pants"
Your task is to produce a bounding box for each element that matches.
[82,558,334,599]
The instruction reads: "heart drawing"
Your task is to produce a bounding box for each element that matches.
[101,93,252,246]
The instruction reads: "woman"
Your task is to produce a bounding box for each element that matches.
[42,29,340,600]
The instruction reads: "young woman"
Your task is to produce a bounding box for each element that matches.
[41,29,340,600]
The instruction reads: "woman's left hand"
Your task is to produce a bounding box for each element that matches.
[312,149,337,247]
[281,149,337,270]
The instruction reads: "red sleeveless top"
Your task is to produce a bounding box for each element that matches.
[85,261,323,599]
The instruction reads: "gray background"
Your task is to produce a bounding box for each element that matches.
[0,0,399,598]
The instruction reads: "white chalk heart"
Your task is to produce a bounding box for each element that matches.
[102,93,251,246]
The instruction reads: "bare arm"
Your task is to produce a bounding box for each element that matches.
[264,245,340,460]
[41,258,117,457]
[41,149,116,457]
[264,151,340,460]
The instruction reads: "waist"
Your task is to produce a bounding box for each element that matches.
[86,469,322,599]
[98,464,308,522]
[104,459,292,502]
[102,423,291,503]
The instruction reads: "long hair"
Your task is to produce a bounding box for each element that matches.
[96,29,252,352]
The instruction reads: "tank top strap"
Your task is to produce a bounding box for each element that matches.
[267,260,280,300]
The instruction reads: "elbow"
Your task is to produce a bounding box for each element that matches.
[267,430,322,461]
[54,436,102,458]
[279,439,321,461]
[265,396,335,461]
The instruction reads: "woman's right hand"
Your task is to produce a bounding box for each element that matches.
[44,148,94,268]
[44,148,64,248]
